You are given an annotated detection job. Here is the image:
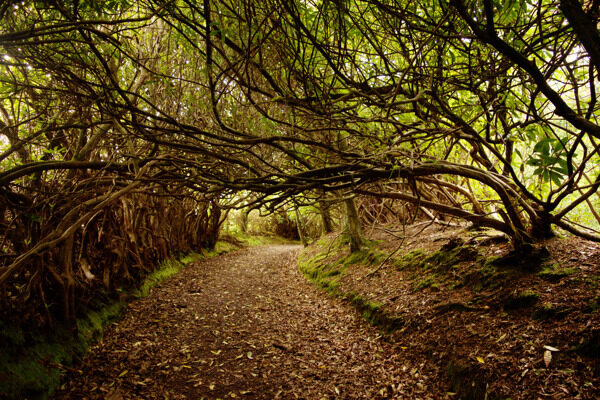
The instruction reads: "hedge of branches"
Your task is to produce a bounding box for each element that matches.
[1,173,222,327]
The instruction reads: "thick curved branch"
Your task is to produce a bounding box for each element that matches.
[356,188,509,234]
[0,160,151,186]
[559,0,600,75]
[451,0,600,140]
[0,162,156,287]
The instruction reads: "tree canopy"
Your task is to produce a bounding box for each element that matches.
[1,0,600,323]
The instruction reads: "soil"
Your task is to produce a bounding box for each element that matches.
[52,226,600,400]
[52,245,434,399]
[305,224,600,399]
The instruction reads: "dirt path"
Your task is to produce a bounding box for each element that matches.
[53,245,432,399]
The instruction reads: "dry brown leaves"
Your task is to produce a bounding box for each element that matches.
[53,245,436,399]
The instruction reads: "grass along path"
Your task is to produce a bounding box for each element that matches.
[52,244,435,399]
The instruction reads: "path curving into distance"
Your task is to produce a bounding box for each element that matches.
[54,245,434,399]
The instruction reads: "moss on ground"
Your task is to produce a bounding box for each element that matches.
[0,239,243,400]
[394,244,478,272]
[503,290,539,310]
[348,292,382,324]
[394,249,426,270]
[462,257,507,292]
[298,235,402,331]
[298,235,536,334]
[298,232,595,399]
[536,262,575,281]
[76,301,125,346]
[532,303,572,320]
[298,235,385,295]
[587,296,600,313]
[343,292,404,332]
[0,301,123,400]
[392,244,483,292]
[134,256,191,299]
[414,275,439,291]
[445,359,498,400]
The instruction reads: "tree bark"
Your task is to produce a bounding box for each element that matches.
[319,200,334,234]
[239,208,249,233]
[344,197,363,252]
[294,207,308,247]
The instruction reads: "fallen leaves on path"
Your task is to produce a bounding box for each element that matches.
[53,245,437,399]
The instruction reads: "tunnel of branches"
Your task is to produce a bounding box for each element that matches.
[1,0,600,330]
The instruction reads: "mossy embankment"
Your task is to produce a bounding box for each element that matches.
[0,240,242,400]
[298,232,505,334]
[298,234,402,332]
[298,226,600,400]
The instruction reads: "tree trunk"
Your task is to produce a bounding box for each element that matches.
[344,197,363,252]
[295,207,308,247]
[58,234,75,324]
[239,208,249,233]
[319,200,334,234]
[529,207,554,240]
[337,132,363,252]
[204,201,222,249]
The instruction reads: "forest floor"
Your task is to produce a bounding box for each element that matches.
[298,224,600,400]
[52,244,429,400]
[51,226,600,400]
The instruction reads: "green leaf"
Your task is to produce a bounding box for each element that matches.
[555,159,569,175]
[524,125,538,141]
[542,169,550,182]
[526,157,542,167]
[533,138,552,155]
[514,147,522,160]
[550,171,562,186]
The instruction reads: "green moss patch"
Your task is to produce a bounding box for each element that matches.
[346,292,404,332]
[536,262,576,282]
[532,303,572,320]
[299,237,403,332]
[394,249,426,270]
[1,241,240,400]
[299,237,497,332]
[0,300,124,400]
[446,359,497,400]
[134,243,236,299]
[462,257,508,292]
[76,301,125,347]
[134,257,187,298]
[414,275,439,291]
[299,239,385,295]
[391,243,482,292]
[586,296,600,313]
[394,245,476,272]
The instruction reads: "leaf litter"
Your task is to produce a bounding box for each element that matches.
[52,245,432,399]
[53,230,600,400]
